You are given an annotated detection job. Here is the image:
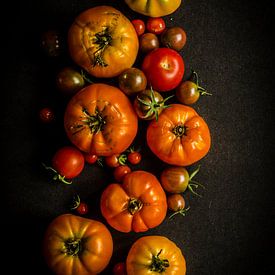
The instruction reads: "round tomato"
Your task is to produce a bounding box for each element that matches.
[39,107,54,123]
[147,104,211,166]
[139,33,159,54]
[126,235,186,275]
[113,165,131,182]
[146,17,166,35]
[68,6,139,78]
[125,0,182,17]
[64,83,138,156]
[43,214,113,275]
[100,170,167,233]
[141,48,184,92]
[131,19,145,36]
[161,26,187,51]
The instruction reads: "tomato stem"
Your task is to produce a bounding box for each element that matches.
[42,163,72,185]
[149,249,170,273]
[63,238,82,256]
[188,165,205,197]
[118,154,127,165]
[82,108,106,134]
[169,206,190,219]
[172,124,187,137]
[128,198,143,215]
[71,194,81,210]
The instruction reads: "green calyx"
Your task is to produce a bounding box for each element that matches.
[149,250,170,273]
[63,238,82,256]
[172,124,187,137]
[169,206,190,219]
[82,108,106,134]
[128,198,143,215]
[187,165,205,197]
[42,163,72,185]
[191,70,212,96]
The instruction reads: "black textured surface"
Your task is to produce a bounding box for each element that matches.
[3,0,274,274]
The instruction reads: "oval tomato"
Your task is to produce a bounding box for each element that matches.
[64,83,138,156]
[68,6,139,78]
[147,104,211,166]
[100,170,167,233]
[43,214,113,275]
[126,235,186,275]
[141,48,184,92]
[125,0,182,17]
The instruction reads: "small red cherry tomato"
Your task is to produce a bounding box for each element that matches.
[113,262,127,275]
[84,153,98,164]
[105,154,127,168]
[39,107,54,123]
[113,165,131,182]
[131,19,145,36]
[71,195,89,215]
[146,17,166,35]
[128,151,141,165]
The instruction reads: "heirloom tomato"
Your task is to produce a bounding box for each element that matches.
[147,104,211,166]
[64,83,138,156]
[126,235,186,275]
[142,48,184,92]
[125,0,182,17]
[100,170,167,233]
[43,214,113,275]
[161,26,187,51]
[139,33,159,53]
[68,6,139,78]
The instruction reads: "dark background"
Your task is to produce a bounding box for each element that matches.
[2,0,274,274]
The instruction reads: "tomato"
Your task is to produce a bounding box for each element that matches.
[64,83,138,156]
[147,104,211,166]
[71,195,89,215]
[126,235,186,275]
[128,151,141,165]
[113,262,127,275]
[39,107,54,123]
[84,153,98,164]
[176,71,212,105]
[43,214,113,275]
[131,19,145,36]
[40,30,62,57]
[134,88,173,120]
[161,165,204,196]
[113,165,131,182]
[139,33,159,54]
[56,67,84,95]
[146,17,166,35]
[68,6,139,78]
[142,48,184,92]
[125,0,182,17]
[105,154,127,168]
[161,26,187,51]
[100,170,167,233]
[167,194,190,219]
[118,68,147,96]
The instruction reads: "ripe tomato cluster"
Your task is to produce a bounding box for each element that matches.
[40,3,211,275]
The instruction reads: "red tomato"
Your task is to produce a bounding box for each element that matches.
[131,19,145,36]
[52,146,85,180]
[146,17,166,34]
[128,151,141,165]
[39,107,54,123]
[113,262,127,275]
[113,165,131,182]
[76,202,89,215]
[141,48,184,92]
[105,154,127,168]
[84,153,98,164]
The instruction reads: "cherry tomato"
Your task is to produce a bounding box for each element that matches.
[51,146,85,183]
[131,19,145,36]
[71,195,89,215]
[128,151,141,165]
[40,30,62,57]
[39,107,54,123]
[118,68,147,96]
[113,165,131,182]
[56,67,84,95]
[84,153,98,164]
[167,194,190,219]
[146,17,166,35]
[113,262,127,275]
[160,166,203,196]
[176,71,212,105]
[139,33,159,53]
[161,26,187,51]
[141,48,184,92]
[105,154,127,168]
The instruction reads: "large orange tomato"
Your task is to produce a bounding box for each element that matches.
[126,235,186,275]
[43,214,113,275]
[100,170,167,233]
[125,0,182,17]
[64,83,138,156]
[68,6,139,78]
[147,104,211,166]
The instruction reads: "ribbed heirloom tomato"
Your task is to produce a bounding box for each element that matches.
[147,104,211,166]
[43,214,113,275]
[64,83,138,156]
[100,170,167,233]
[68,6,139,78]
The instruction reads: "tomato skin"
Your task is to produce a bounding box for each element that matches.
[161,26,187,51]
[64,83,138,156]
[100,170,167,233]
[68,6,139,78]
[39,107,54,123]
[113,165,131,182]
[84,153,98,164]
[146,17,166,34]
[141,48,184,92]
[43,214,113,275]
[128,152,141,165]
[113,262,127,275]
[126,235,186,275]
[147,104,211,166]
[52,146,85,179]
[167,194,186,211]
[139,33,159,53]
[131,19,145,36]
